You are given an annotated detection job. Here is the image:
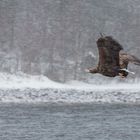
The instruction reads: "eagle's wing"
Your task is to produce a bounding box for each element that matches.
[120,52,140,67]
[97,37,123,70]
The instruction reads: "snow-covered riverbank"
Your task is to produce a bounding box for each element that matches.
[0,72,140,104]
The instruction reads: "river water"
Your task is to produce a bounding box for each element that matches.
[0,102,140,140]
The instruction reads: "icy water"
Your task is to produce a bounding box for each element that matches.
[0,103,140,140]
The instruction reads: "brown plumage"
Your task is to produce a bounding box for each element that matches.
[86,36,140,78]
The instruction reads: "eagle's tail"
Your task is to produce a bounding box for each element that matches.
[120,68,135,75]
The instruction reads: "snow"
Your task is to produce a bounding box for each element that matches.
[0,72,140,104]
[87,51,96,58]
[0,72,66,89]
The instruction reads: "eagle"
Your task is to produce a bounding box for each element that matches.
[86,35,140,78]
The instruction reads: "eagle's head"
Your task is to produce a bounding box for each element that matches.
[85,68,98,74]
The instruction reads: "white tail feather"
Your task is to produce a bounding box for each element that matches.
[120,68,135,75]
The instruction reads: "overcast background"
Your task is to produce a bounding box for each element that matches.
[0,0,140,82]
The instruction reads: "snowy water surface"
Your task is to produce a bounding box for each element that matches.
[0,73,140,139]
[0,103,140,140]
[0,73,140,104]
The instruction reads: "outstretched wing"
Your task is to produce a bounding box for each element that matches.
[120,52,140,68]
[97,36,123,70]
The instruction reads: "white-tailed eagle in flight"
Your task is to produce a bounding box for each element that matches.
[86,35,140,78]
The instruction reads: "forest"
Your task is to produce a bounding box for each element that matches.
[0,0,140,82]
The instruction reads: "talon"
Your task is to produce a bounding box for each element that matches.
[119,73,125,78]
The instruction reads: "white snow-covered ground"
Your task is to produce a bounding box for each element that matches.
[0,72,140,104]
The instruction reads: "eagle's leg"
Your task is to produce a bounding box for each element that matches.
[118,73,125,78]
